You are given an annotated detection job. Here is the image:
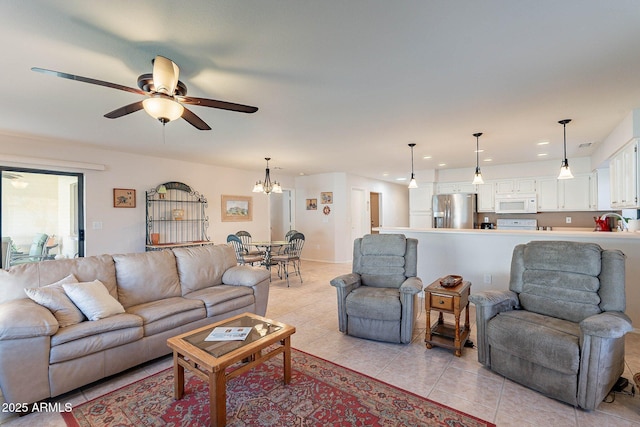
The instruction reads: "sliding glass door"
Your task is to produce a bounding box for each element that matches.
[1,167,84,268]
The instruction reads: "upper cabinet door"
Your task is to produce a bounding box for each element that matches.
[495,178,536,194]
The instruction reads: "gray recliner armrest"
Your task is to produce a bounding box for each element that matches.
[330,273,361,333]
[469,290,519,307]
[330,273,361,289]
[399,276,423,294]
[580,312,632,338]
[469,290,519,367]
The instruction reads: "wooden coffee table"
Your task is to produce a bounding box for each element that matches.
[166,312,296,427]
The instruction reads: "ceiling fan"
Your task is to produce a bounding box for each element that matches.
[31,56,258,130]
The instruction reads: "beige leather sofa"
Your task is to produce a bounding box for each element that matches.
[0,244,270,405]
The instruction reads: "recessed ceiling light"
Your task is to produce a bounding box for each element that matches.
[438,163,446,167]
[484,158,493,162]
[475,149,485,153]
[537,153,548,157]
[396,177,407,181]
[423,155,432,160]
[382,172,389,177]
[537,141,550,146]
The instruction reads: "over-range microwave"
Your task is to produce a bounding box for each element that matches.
[494,193,537,214]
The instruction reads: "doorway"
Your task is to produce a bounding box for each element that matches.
[370,192,381,233]
[270,189,295,240]
[1,167,84,267]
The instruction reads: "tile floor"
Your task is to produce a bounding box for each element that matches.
[2,260,640,426]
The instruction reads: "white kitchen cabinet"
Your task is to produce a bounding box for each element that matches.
[477,183,494,212]
[495,178,536,194]
[537,178,558,211]
[609,140,638,209]
[559,174,591,210]
[435,182,475,194]
[537,174,595,211]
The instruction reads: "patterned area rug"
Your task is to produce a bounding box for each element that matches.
[63,349,494,426]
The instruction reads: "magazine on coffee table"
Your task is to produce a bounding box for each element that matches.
[205,326,253,341]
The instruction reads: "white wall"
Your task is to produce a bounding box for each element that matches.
[0,133,286,256]
[295,172,409,263]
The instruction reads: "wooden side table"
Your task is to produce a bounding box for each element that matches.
[424,278,471,357]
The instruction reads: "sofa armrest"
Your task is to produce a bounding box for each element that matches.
[468,290,519,367]
[222,265,271,287]
[330,273,361,333]
[0,299,59,340]
[580,312,632,339]
[400,277,423,294]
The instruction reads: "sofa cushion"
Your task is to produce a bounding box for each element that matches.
[24,274,84,327]
[345,286,401,321]
[37,255,118,299]
[63,280,126,321]
[113,250,181,309]
[173,245,237,295]
[185,285,255,317]
[49,313,143,363]
[487,310,580,375]
[126,297,205,336]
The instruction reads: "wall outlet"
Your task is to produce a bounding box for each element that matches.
[565,216,572,224]
[484,216,489,222]
[483,273,492,284]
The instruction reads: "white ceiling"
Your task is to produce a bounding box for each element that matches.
[1,1,640,183]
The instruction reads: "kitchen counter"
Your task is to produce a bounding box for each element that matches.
[376,226,640,330]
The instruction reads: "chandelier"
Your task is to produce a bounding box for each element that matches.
[252,157,282,194]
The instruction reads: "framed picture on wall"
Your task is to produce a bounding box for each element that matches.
[113,188,136,208]
[321,192,333,204]
[306,198,317,210]
[221,195,253,222]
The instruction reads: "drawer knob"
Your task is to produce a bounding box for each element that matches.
[439,300,444,304]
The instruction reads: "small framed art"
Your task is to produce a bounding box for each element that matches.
[113,188,136,208]
[221,195,253,222]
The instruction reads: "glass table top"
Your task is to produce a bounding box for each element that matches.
[183,315,282,358]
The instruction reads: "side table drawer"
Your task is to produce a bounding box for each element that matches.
[430,293,453,311]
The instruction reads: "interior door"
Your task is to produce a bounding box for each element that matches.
[370,192,380,233]
[1,167,84,267]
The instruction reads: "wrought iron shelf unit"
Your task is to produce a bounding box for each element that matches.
[145,181,211,251]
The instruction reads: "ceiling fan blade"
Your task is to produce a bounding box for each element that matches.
[179,96,258,113]
[181,107,211,130]
[104,101,144,119]
[31,67,146,95]
[152,56,179,95]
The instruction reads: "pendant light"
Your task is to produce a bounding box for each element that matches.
[557,119,574,180]
[472,132,484,185]
[252,157,282,194]
[408,143,418,188]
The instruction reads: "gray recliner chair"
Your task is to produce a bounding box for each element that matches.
[330,234,423,344]
[470,241,632,410]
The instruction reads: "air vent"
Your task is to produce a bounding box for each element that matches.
[578,142,592,148]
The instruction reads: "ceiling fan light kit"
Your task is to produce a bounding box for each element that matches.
[31,55,258,130]
[142,95,184,123]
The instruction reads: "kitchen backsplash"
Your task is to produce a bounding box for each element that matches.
[476,211,625,230]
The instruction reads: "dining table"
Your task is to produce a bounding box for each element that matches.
[250,241,288,271]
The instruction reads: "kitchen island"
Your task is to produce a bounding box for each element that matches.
[377,227,640,329]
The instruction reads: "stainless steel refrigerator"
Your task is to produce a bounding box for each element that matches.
[432,193,477,229]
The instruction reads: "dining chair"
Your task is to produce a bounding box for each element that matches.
[235,230,263,255]
[6,234,50,267]
[226,234,264,266]
[271,232,305,287]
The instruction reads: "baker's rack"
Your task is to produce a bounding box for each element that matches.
[145,181,211,251]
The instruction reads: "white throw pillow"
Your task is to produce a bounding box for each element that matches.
[24,274,85,327]
[62,280,125,321]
